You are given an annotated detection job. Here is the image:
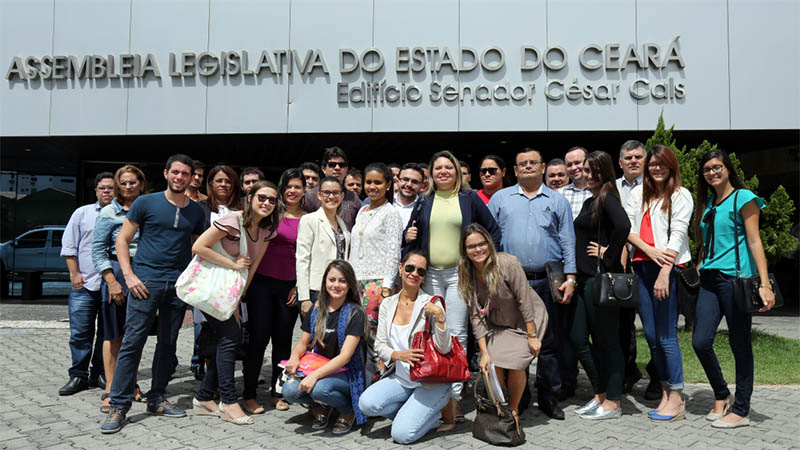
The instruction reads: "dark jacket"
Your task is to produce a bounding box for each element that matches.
[402,189,503,258]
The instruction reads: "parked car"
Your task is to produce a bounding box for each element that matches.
[0,225,67,276]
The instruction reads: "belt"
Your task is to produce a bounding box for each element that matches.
[524,270,547,280]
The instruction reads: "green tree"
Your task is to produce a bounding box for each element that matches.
[645,112,798,266]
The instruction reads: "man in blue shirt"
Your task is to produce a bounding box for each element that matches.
[488,148,577,420]
[101,154,206,434]
[59,172,115,396]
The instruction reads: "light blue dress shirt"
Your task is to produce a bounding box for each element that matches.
[488,184,577,274]
[60,202,102,291]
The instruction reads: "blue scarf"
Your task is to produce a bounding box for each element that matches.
[310,302,367,425]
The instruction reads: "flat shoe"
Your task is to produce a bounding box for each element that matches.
[332,415,356,435]
[311,407,331,430]
[271,398,289,411]
[580,405,622,420]
[650,410,685,422]
[711,417,750,428]
[193,398,220,417]
[706,395,733,421]
[218,403,254,425]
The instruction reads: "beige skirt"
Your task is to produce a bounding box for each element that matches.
[485,325,534,371]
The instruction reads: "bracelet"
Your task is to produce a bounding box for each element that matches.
[527,331,537,338]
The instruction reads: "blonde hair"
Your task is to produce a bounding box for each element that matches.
[426,150,463,195]
[457,224,502,306]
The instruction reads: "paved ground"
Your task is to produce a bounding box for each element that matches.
[1,313,799,449]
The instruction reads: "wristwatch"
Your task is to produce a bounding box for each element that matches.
[527,331,537,338]
[564,278,577,286]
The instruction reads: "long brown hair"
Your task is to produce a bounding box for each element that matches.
[312,260,368,349]
[585,151,621,224]
[242,181,280,231]
[641,145,681,214]
[113,165,147,200]
[206,165,241,213]
[457,224,502,306]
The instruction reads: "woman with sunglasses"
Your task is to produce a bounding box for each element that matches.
[403,150,502,423]
[691,149,774,429]
[242,169,307,414]
[457,224,547,415]
[92,165,148,413]
[477,155,508,205]
[359,250,452,443]
[283,260,368,435]
[571,151,630,420]
[349,163,404,384]
[297,176,351,317]
[192,181,280,425]
[624,145,693,422]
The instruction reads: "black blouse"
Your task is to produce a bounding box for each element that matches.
[574,194,631,278]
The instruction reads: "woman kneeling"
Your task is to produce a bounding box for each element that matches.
[359,251,452,444]
[283,260,368,435]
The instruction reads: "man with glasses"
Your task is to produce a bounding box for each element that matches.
[394,163,425,228]
[302,146,362,230]
[186,160,207,202]
[488,148,577,420]
[240,167,265,196]
[59,172,115,396]
[615,140,648,397]
[559,146,593,220]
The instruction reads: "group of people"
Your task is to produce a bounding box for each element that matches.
[56,140,775,443]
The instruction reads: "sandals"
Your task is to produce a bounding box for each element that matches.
[133,384,147,403]
[271,397,289,411]
[332,414,356,435]
[193,398,220,417]
[311,407,331,430]
[100,393,111,414]
[218,403,254,425]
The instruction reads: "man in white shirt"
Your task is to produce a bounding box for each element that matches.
[558,146,592,219]
[615,139,648,396]
[393,163,424,228]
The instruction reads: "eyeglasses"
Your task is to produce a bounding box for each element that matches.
[479,167,499,176]
[325,161,348,169]
[119,181,138,187]
[702,164,725,175]
[320,190,342,197]
[465,240,489,251]
[517,159,541,167]
[256,194,278,205]
[97,186,113,191]
[213,179,232,185]
[647,162,666,169]
[403,264,427,277]
[399,177,421,185]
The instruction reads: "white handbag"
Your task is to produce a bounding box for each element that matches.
[176,214,248,321]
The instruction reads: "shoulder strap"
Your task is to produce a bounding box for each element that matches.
[733,190,741,278]
[237,213,247,257]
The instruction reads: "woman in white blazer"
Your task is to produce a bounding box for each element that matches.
[296,177,351,317]
[624,145,693,423]
[358,250,452,444]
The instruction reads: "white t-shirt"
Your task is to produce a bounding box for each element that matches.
[390,322,421,389]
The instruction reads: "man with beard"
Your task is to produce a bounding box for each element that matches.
[101,154,206,434]
[186,160,207,202]
[301,146,363,230]
[393,162,424,228]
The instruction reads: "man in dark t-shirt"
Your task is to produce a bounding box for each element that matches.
[302,146,363,230]
[102,154,206,434]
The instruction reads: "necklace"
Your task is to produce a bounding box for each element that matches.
[472,271,492,316]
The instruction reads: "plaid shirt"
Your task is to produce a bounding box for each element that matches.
[559,183,593,220]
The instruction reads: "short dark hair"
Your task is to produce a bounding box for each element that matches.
[459,160,471,173]
[192,160,205,172]
[321,146,348,166]
[346,168,362,179]
[515,147,543,163]
[94,171,114,187]
[165,154,195,172]
[240,167,265,181]
[387,162,401,171]
[547,158,566,168]
[400,162,425,179]
[401,249,428,268]
[299,161,322,177]
[566,146,589,160]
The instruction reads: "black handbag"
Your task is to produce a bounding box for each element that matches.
[592,225,640,308]
[473,369,525,447]
[731,191,784,313]
[676,262,701,309]
[197,321,249,361]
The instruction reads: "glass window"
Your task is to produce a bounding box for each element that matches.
[17,231,48,249]
[51,230,63,248]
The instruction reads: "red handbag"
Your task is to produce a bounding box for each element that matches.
[409,296,471,383]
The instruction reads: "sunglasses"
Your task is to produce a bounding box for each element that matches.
[479,167,499,176]
[325,161,348,169]
[256,194,278,205]
[403,264,427,277]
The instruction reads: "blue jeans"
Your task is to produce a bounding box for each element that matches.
[67,287,104,380]
[692,269,753,417]
[422,266,468,399]
[109,280,187,412]
[283,372,353,415]
[359,376,451,444]
[195,314,242,404]
[634,261,684,390]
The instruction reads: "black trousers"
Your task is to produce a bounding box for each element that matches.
[619,307,642,383]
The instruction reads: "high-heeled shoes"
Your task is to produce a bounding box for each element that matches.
[218,403,254,425]
[192,398,219,417]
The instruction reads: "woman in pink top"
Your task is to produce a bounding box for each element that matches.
[242,169,307,414]
[191,181,280,425]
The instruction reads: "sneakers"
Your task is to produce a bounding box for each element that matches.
[100,409,127,434]
[147,399,187,417]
